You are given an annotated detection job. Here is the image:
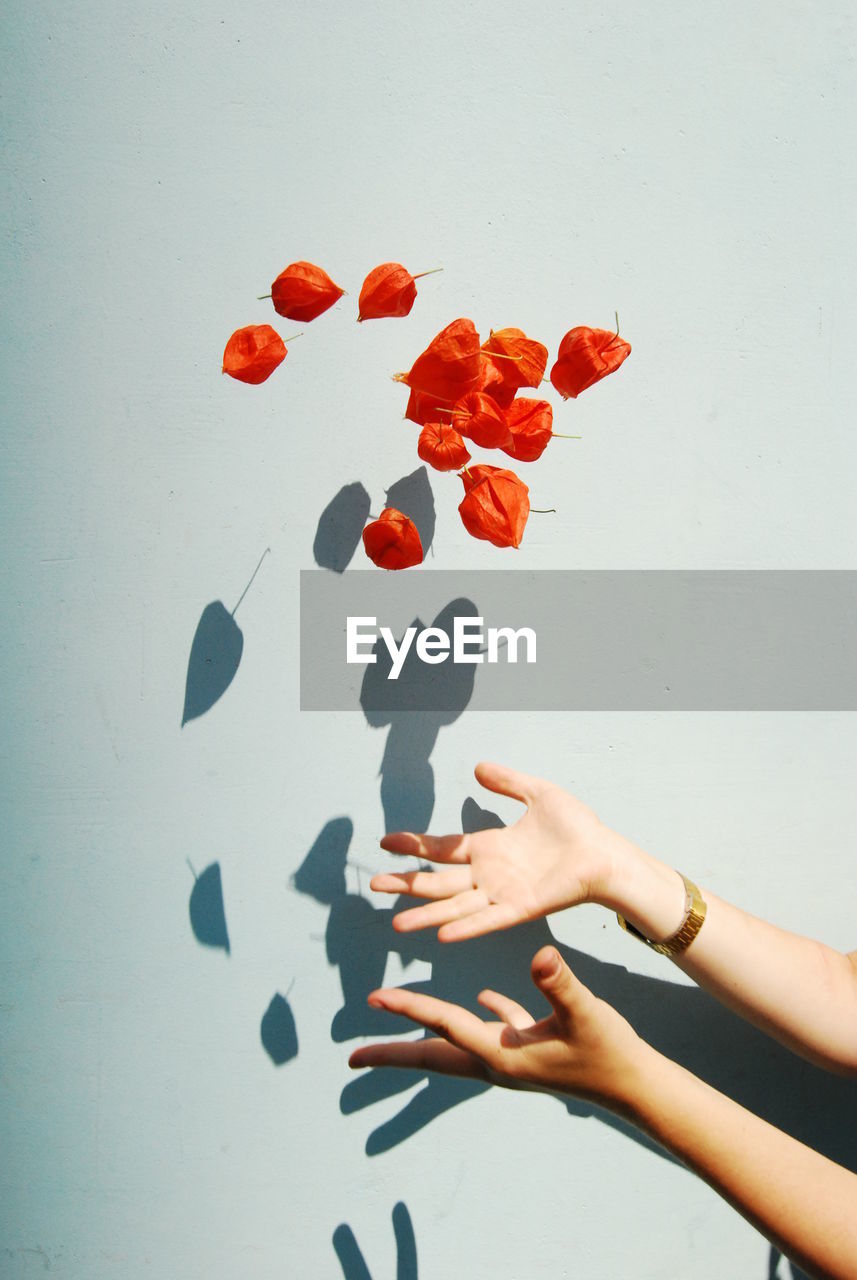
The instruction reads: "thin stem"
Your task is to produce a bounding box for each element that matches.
[283,331,304,343]
[601,312,625,348]
[186,858,197,881]
[412,267,444,280]
[530,507,557,514]
[552,432,582,439]
[258,293,272,300]
[232,546,271,617]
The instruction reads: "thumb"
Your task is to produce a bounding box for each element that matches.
[531,947,588,1024]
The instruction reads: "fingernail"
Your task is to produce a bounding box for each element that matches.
[367,992,387,1009]
[538,949,561,979]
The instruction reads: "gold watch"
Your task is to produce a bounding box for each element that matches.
[617,873,707,957]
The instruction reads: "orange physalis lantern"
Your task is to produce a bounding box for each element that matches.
[459,463,497,494]
[550,325,631,399]
[222,324,287,385]
[358,263,442,321]
[450,391,512,449]
[475,351,512,406]
[417,422,471,472]
[458,465,530,549]
[270,261,344,323]
[394,317,482,403]
[362,508,423,570]
[481,328,548,404]
[501,398,554,462]
[404,387,456,426]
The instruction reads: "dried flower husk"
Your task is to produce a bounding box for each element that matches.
[459,463,497,494]
[405,387,456,426]
[362,507,423,570]
[222,325,287,384]
[417,422,471,472]
[481,327,548,402]
[394,317,482,403]
[458,465,530,549]
[358,263,418,321]
[270,261,344,323]
[452,391,512,449]
[501,397,554,462]
[474,352,514,406]
[550,325,631,399]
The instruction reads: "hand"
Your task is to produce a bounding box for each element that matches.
[351,953,857,1280]
[348,946,645,1111]
[371,761,617,941]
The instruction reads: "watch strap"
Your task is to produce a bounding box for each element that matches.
[617,873,707,957]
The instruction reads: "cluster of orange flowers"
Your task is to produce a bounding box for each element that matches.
[222,261,631,569]
[371,316,631,565]
[221,260,439,385]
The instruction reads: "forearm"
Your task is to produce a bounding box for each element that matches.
[621,1045,857,1280]
[596,829,857,1073]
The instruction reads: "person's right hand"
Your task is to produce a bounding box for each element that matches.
[371,761,621,942]
[349,945,646,1110]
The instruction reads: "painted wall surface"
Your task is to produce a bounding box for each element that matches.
[2,3,856,1277]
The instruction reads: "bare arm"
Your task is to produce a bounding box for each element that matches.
[633,1048,857,1279]
[350,948,857,1280]
[372,761,857,1073]
[605,838,857,1074]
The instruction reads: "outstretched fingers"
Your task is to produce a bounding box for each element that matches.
[392,888,490,934]
[370,867,472,901]
[477,988,534,1030]
[474,760,547,805]
[366,987,498,1059]
[348,1037,488,1080]
[436,901,523,943]
[379,831,471,864]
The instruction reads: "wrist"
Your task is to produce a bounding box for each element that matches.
[612,1040,685,1129]
[584,1033,663,1119]
[591,830,689,945]
[583,822,631,906]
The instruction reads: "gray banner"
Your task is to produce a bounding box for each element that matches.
[300,571,857,712]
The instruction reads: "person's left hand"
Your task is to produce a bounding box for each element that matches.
[349,946,646,1110]
[371,761,618,942]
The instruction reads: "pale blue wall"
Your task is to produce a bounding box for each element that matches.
[2,2,856,1277]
